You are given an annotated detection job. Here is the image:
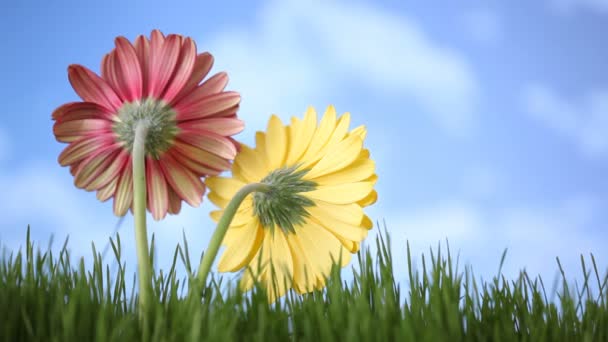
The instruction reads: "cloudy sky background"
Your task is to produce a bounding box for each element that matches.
[1,0,607,290]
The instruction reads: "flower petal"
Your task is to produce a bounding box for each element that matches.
[52,102,114,122]
[305,134,362,179]
[304,182,374,204]
[171,52,214,105]
[84,148,129,191]
[265,231,294,303]
[146,157,169,220]
[172,140,231,171]
[148,34,180,99]
[159,153,205,207]
[114,36,143,102]
[310,156,375,186]
[299,106,337,167]
[73,145,119,189]
[264,115,287,170]
[134,34,150,96]
[174,91,240,121]
[218,219,264,272]
[53,119,113,143]
[177,129,237,160]
[58,134,116,166]
[96,176,118,202]
[233,145,268,182]
[68,65,122,111]
[162,37,196,103]
[113,159,133,217]
[205,176,247,200]
[167,187,182,215]
[168,149,222,177]
[286,107,316,166]
[178,117,244,136]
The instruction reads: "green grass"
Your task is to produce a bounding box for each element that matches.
[1,227,607,341]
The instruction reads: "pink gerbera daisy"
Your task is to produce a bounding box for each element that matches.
[52,29,243,220]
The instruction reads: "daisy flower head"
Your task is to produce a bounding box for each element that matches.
[52,29,243,220]
[206,105,377,302]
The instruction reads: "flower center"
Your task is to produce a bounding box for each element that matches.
[253,166,317,234]
[112,98,179,159]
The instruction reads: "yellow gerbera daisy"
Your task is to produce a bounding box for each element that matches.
[205,105,377,302]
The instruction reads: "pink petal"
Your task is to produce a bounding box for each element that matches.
[158,153,206,207]
[174,92,240,121]
[177,129,237,159]
[101,52,124,101]
[85,148,129,191]
[114,36,143,102]
[134,35,150,96]
[58,134,116,166]
[52,102,114,122]
[171,52,214,105]
[172,139,231,171]
[146,157,169,221]
[53,118,113,143]
[148,34,180,99]
[177,117,244,136]
[167,186,182,215]
[73,145,120,189]
[113,159,133,217]
[68,65,122,111]
[96,176,118,202]
[162,37,196,103]
[168,148,222,177]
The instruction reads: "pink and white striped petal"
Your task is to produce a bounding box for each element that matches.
[114,37,143,102]
[58,134,116,166]
[168,149,222,177]
[96,176,118,202]
[167,187,182,215]
[147,34,180,99]
[73,145,120,189]
[174,92,240,121]
[113,160,133,217]
[68,65,122,111]
[52,102,114,122]
[162,37,196,103]
[134,35,150,96]
[159,153,206,207]
[53,118,113,143]
[171,52,214,105]
[172,140,232,171]
[85,148,129,191]
[177,129,237,160]
[177,117,244,136]
[146,157,169,220]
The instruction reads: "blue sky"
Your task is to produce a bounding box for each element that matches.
[1,0,607,288]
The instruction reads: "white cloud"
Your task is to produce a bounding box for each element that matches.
[523,84,608,158]
[551,0,608,13]
[460,9,502,45]
[205,0,478,139]
[383,195,606,284]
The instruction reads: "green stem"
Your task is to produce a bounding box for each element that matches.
[196,182,271,287]
[133,121,152,311]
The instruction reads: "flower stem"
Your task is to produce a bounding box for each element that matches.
[133,121,152,312]
[196,183,271,287]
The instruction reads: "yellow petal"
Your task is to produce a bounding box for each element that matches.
[264,115,287,170]
[307,201,363,225]
[311,157,375,185]
[218,220,264,272]
[358,189,378,207]
[285,233,315,294]
[350,125,367,140]
[205,177,247,200]
[305,134,362,179]
[286,107,316,166]
[313,112,350,161]
[299,106,336,167]
[240,230,272,291]
[233,144,268,182]
[207,191,252,211]
[265,231,294,303]
[305,182,374,204]
[295,220,350,281]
